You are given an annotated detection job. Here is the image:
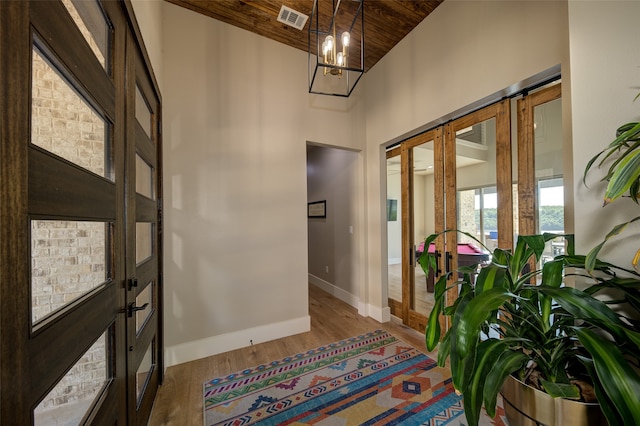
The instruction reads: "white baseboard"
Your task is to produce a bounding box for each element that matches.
[309,274,390,323]
[364,304,391,323]
[308,274,359,309]
[388,257,401,265]
[164,315,311,367]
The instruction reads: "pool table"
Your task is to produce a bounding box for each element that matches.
[416,242,490,292]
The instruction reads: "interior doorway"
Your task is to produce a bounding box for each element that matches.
[306,144,360,309]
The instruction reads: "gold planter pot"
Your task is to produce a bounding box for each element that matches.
[500,375,606,426]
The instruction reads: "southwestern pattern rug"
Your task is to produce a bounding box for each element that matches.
[203,330,506,425]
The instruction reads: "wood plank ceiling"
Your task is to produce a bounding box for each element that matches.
[164,0,444,72]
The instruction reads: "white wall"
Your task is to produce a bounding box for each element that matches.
[569,0,640,260]
[363,0,570,312]
[160,2,365,366]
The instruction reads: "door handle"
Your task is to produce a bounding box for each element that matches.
[127,302,149,317]
[434,250,442,277]
[445,251,452,274]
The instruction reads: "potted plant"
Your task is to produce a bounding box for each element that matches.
[419,231,640,426]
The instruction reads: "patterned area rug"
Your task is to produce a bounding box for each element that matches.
[203,330,506,425]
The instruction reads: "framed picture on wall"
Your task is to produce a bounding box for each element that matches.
[308,200,326,218]
[387,199,397,221]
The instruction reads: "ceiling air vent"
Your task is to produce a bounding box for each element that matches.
[277,5,308,31]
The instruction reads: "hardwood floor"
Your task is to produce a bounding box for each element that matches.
[148,283,436,425]
[387,263,435,317]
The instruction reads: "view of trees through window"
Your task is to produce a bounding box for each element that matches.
[459,177,564,251]
[476,205,564,233]
[537,177,564,233]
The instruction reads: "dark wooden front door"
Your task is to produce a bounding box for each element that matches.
[0,1,162,424]
[125,35,163,426]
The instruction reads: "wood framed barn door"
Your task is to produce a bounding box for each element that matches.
[0,1,162,424]
[386,128,445,332]
[443,100,512,307]
[516,82,564,267]
[517,83,563,237]
[386,100,512,333]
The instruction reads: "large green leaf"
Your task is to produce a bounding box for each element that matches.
[579,356,624,426]
[437,328,452,367]
[611,324,640,349]
[509,236,529,277]
[601,129,640,178]
[450,288,514,395]
[491,248,510,267]
[583,147,607,185]
[425,299,442,351]
[540,379,580,399]
[604,148,640,204]
[605,121,640,151]
[483,350,529,418]
[540,259,564,332]
[455,288,514,359]
[509,235,545,280]
[580,246,640,277]
[538,287,624,328]
[520,234,546,261]
[583,121,640,186]
[584,218,640,271]
[425,273,449,351]
[545,338,580,383]
[417,234,439,275]
[463,339,507,426]
[541,258,564,288]
[562,233,575,256]
[575,327,640,425]
[584,275,640,316]
[450,293,474,392]
[474,264,507,294]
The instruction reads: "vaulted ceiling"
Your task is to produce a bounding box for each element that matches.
[164,0,444,72]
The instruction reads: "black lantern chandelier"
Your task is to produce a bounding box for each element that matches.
[308,0,364,97]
